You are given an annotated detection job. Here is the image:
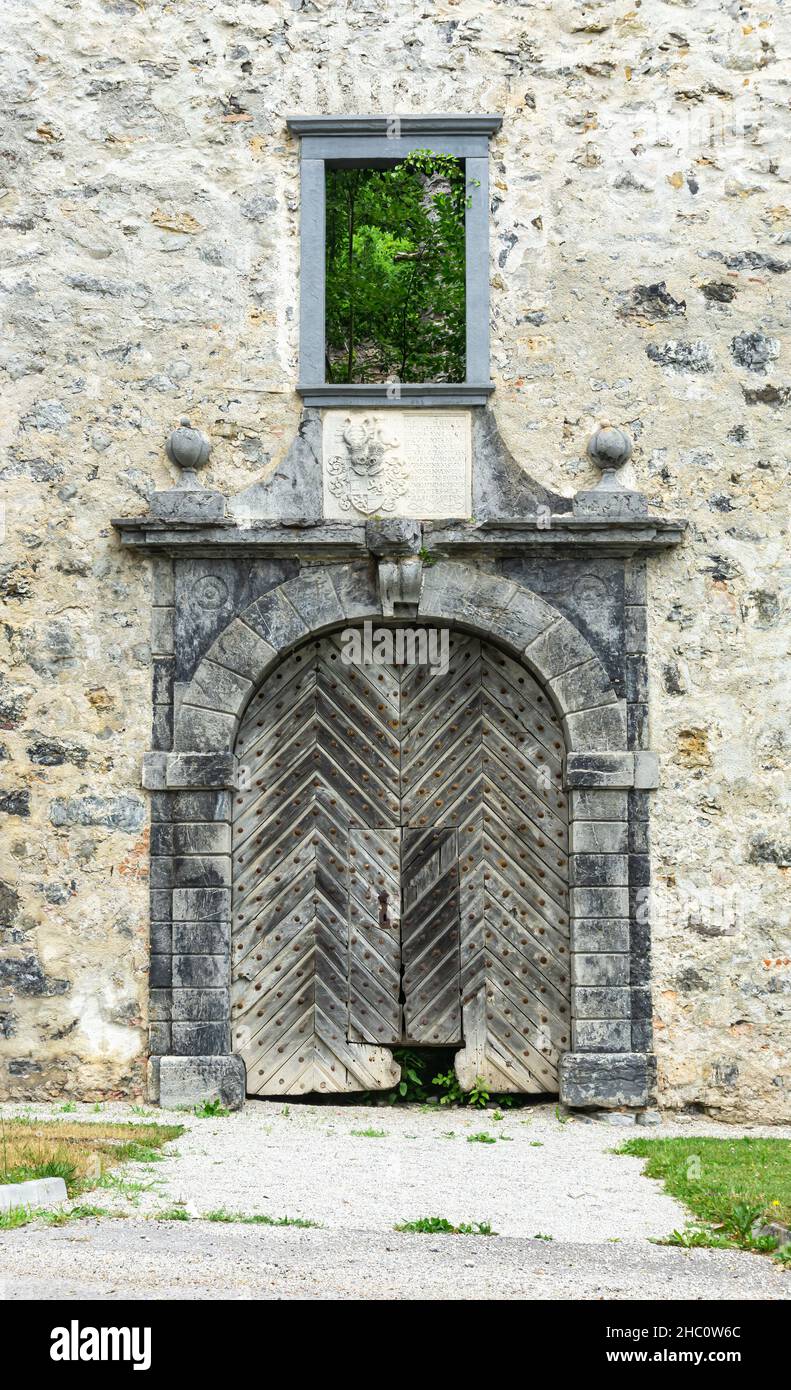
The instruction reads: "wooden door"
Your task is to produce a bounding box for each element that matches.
[231,631,570,1096]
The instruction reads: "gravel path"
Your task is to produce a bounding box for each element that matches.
[1,1219,787,1301]
[1,1099,788,1299]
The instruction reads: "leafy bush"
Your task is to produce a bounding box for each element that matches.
[325,151,467,384]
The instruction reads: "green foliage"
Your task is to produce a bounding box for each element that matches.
[2,1156,77,1188]
[618,1135,791,1263]
[43,1204,119,1227]
[664,1228,734,1250]
[325,151,466,384]
[115,1142,168,1164]
[467,1132,497,1145]
[433,1070,492,1109]
[395,1216,495,1236]
[385,1047,432,1103]
[154,1206,190,1221]
[203,1209,321,1228]
[350,1128,387,1139]
[363,1049,518,1109]
[0,1205,36,1230]
[0,1203,125,1231]
[193,1099,230,1118]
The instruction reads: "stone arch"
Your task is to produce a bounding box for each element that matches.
[151,559,644,1109]
[174,560,626,757]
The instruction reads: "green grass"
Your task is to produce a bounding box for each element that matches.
[0,1118,183,1197]
[0,1203,125,1230]
[202,1206,321,1228]
[467,1132,497,1144]
[0,1205,37,1230]
[202,1209,322,1228]
[0,1156,77,1188]
[350,1128,387,1139]
[618,1136,791,1262]
[395,1216,495,1236]
[153,1206,190,1221]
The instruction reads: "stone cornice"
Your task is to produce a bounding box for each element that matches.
[286,114,503,137]
[112,514,687,557]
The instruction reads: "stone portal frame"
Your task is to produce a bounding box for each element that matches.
[287,115,502,408]
[144,559,657,1112]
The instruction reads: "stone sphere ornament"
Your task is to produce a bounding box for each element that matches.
[586,425,633,489]
[166,417,211,486]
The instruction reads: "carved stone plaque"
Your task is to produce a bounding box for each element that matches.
[322,410,472,520]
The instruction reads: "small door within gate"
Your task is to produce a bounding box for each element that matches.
[231,631,570,1096]
[348,827,462,1047]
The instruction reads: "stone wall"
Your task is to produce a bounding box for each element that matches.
[0,0,787,1118]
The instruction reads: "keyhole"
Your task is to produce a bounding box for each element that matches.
[378,890,390,929]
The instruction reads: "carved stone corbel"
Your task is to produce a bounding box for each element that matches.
[378,555,423,617]
[363,517,424,616]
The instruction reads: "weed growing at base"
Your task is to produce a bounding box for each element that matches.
[395,1216,495,1236]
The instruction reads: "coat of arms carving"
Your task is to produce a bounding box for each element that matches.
[326,416,409,516]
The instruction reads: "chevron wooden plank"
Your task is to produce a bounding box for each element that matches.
[400,637,484,827]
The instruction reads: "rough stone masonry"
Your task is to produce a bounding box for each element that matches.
[0,0,788,1120]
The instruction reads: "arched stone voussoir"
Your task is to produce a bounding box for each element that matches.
[240,563,379,659]
[176,563,382,754]
[175,621,280,752]
[177,557,624,758]
[520,617,627,753]
[275,566,355,636]
[418,560,558,654]
[325,560,380,624]
[186,659,254,717]
[562,699,628,753]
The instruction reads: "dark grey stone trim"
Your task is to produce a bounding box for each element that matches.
[559,1052,656,1108]
[426,519,687,554]
[150,1055,245,1110]
[114,516,687,556]
[564,753,635,789]
[143,752,237,790]
[287,115,503,138]
[289,115,500,402]
[135,551,673,1109]
[297,384,495,407]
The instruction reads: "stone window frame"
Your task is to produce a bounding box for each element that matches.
[286,114,502,408]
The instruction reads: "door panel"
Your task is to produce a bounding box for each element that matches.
[347,828,402,1045]
[401,827,462,1044]
[230,643,400,1096]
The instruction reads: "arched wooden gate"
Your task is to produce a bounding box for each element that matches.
[231,629,571,1096]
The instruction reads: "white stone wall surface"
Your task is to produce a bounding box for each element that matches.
[0,0,788,1118]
